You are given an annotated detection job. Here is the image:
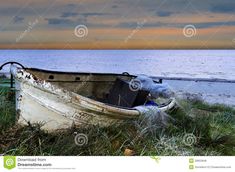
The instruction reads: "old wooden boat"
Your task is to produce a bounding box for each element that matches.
[1,62,176,131]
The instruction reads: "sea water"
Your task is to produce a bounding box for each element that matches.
[0,50,235,80]
[1,50,235,106]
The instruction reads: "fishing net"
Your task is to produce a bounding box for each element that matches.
[135,75,174,98]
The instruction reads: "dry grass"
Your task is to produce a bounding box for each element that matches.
[0,87,235,156]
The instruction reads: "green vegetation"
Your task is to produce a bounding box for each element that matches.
[0,86,235,156]
[0,88,16,130]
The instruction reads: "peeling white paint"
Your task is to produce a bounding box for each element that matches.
[11,66,175,131]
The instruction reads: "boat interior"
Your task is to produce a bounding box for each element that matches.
[26,68,150,108]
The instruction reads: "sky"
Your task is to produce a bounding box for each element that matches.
[0,0,235,49]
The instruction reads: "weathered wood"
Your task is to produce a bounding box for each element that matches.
[11,66,176,131]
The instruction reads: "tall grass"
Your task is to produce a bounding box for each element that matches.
[0,88,15,130]
[0,87,235,156]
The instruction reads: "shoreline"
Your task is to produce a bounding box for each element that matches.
[164,79,235,107]
[1,75,235,107]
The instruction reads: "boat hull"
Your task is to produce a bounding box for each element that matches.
[11,67,176,131]
[12,68,140,131]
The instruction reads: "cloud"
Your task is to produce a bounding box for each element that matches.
[210,3,235,13]
[156,11,173,17]
[118,20,235,29]
[13,16,24,23]
[118,21,162,28]
[67,3,77,8]
[1,0,235,49]
[112,5,118,9]
[80,12,110,17]
[44,17,108,28]
[0,7,36,16]
[59,11,110,20]
[45,18,74,25]
[195,21,235,28]
[61,12,78,18]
